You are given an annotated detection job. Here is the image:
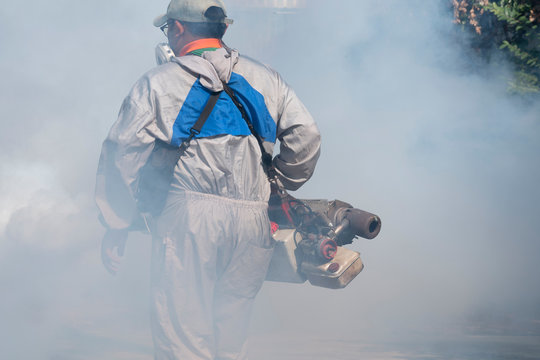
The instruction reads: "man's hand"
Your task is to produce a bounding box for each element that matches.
[101,229,128,275]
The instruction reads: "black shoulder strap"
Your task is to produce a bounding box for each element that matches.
[221,81,291,208]
[179,91,221,151]
[135,90,222,221]
[221,81,276,178]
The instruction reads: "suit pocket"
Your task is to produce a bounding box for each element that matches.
[219,240,275,299]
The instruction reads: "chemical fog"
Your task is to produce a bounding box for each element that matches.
[1,0,539,359]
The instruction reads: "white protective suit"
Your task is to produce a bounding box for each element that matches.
[95,47,321,359]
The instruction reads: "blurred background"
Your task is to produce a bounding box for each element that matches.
[1,0,539,358]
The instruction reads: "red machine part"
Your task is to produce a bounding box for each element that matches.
[270,221,279,235]
[319,238,338,260]
[327,262,340,273]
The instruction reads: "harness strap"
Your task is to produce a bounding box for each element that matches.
[221,81,278,181]
[179,90,222,152]
[135,89,221,226]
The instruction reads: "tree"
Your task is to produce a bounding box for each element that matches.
[452,0,540,94]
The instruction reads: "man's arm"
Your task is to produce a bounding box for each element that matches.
[95,96,156,230]
[95,89,157,273]
[273,75,321,191]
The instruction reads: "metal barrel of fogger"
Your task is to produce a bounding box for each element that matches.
[335,207,382,240]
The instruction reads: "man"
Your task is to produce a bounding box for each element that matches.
[95,0,321,358]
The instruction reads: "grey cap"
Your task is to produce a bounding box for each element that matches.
[153,0,233,27]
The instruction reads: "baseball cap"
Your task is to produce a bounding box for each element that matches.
[153,0,233,27]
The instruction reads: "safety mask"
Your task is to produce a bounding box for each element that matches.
[155,43,175,65]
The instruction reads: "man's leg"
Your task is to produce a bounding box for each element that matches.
[150,193,224,360]
[213,203,274,360]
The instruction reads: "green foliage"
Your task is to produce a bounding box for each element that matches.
[452,0,540,95]
[485,0,540,93]
[509,70,539,93]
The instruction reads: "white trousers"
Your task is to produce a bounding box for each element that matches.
[151,190,274,360]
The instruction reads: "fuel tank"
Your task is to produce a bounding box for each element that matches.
[266,228,364,289]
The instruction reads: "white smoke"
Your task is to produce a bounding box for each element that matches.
[1,0,539,358]
[235,0,540,349]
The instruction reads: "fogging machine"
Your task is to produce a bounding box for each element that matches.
[267,194,381,289]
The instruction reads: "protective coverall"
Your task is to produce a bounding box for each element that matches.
[95,46,321,359]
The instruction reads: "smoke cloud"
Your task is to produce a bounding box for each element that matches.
[1,0,539,358]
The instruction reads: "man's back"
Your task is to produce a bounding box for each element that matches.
[96,47,320,229]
